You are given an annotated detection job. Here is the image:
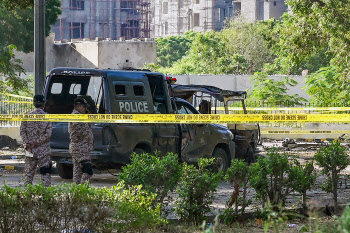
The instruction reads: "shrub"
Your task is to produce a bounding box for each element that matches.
[0,182,165,232]
[335,206,350,232]
[225,159,251,214]
[249,149,301,206]
[291,161,316,212]
[175,158,223,224]
[119,152,182,207]
[315,141,350,211]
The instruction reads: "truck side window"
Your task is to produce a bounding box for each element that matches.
[176,102,198,114]
[115,85,126,96]
[133,85,144,96]
[51,83,63,94]
[69,83,81,94]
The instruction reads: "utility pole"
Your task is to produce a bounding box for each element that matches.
[34,0,46,95]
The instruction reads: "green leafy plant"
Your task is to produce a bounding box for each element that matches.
[155,31,198,68]
[291,161,316,213]
[225,159,251,214]
[262,202,289,233]
[304,66,350,105]
[248,72,307,106]
[0,182,165,232]
[315,141,350,211]
[335,206,350,232]
[249,149,301,206]
[119,152,182,208]
[175,158,223,224]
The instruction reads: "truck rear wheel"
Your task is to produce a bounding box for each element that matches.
[57,162,73,179]
[133,148,146,155]
[212,147,229,173]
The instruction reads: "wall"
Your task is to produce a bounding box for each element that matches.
[98,40,156,69]
[12,34,157,75]
[13,33,56,72]
[172,74,309,99]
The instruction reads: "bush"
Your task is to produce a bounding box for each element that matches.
[0,182,165,232]
[224,159,251,214]
[175,158,223,224]
[249,149,301,207]
[335,206,350,232]
[119,152,182,207]
[315,141,350,211]
[291,161,316,212]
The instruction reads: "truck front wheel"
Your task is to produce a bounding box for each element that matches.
[212,147,229,173]
[57,162,73,179]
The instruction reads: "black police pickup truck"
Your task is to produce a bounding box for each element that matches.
[44,68,235,178]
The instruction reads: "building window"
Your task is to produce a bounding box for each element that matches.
[163,2,168,14]
[70,0,85,10]
[274,1,277,6]
[69,22,84,39]
[164,21,168,34]
[196,0,199,4]
[194,13,200,27]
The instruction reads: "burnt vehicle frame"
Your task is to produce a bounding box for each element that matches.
[171,84,261,162]
[44,68,235,178]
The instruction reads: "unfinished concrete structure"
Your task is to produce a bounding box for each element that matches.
[14,33,156,74]
[51,0,151,40]
[151,0,287,37]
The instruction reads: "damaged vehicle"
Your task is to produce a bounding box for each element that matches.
[171,84,261,162]
[44,68,235,178]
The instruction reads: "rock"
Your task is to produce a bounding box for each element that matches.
[0,135,18,150]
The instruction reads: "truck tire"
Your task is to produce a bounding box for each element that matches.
[57,162,73,179]
[133,148,146,155]
[212,147,229,173]
[245,144,255,164]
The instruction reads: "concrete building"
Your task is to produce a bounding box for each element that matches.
[52,0,287,39]
[14,33,156,74]
[151,0,288,37]
[51,0,151,41]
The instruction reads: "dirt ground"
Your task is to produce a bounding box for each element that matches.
[0,140,349,232]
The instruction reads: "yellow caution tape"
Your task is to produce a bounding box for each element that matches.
[0,100,32,104]
[4,165,15,170]
[3,93,33,100]
[1,113,350,123]
[214,107,350,111]
[261,130,350,134]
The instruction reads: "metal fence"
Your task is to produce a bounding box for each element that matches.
[0,94,33,127]
[0,94,350,128]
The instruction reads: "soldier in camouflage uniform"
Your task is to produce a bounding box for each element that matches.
[68,98,94,184]
[20,95,52,187]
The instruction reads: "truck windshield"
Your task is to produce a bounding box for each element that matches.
[45,75,104,114]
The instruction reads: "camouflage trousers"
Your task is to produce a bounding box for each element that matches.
[72,155,91,184]
[24,155,51,187]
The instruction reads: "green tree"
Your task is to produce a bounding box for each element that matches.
[220,18,275,74]
[155,31,197,67]
[248,72,307,106]
[262,14,332,75]
[0,0,61,95]
[273,0,350,73]
[166,31,247,74]
[315,141,350,211]
[304,66,350,105]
